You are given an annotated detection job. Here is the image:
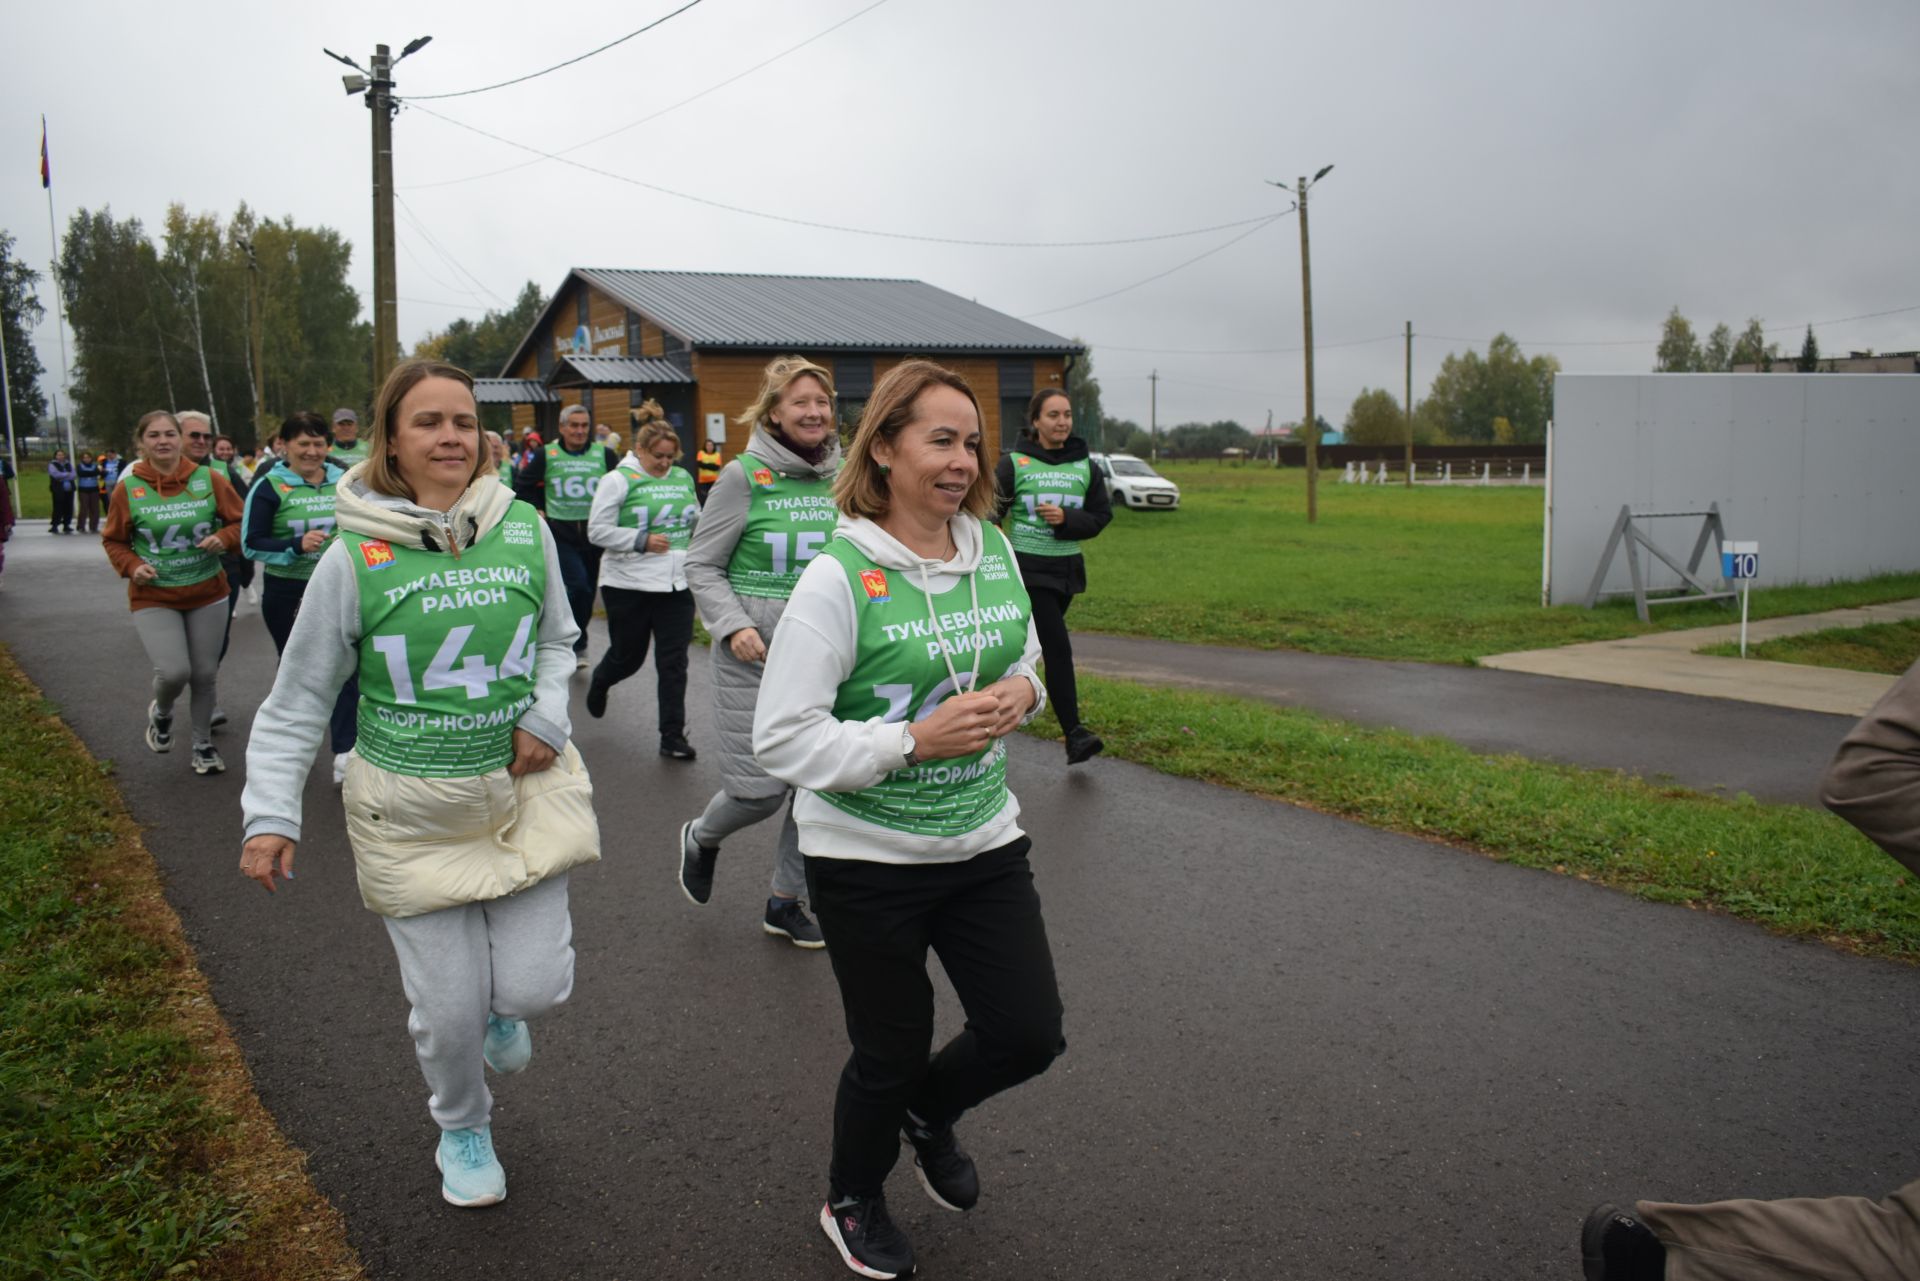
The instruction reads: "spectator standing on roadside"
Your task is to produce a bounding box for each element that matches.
[1580,660,1920,1281]
[47,449,75,533]
[695,436,724,505]
[74,451,103,532]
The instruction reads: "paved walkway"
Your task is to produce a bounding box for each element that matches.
[1478,600,1920,717]
[1072,631,1859,807]
[3,530,1916,1280]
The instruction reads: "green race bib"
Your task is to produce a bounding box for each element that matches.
[341,501,548,778]
[543,443,610,520]
[264,474,339,581]
[615,464,699,550]
[813,527,1031,837]
[1005,454,1092,557]
[125,466,223,588]
[724,454,840,600]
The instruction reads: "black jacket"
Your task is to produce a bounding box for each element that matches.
[993,431,1112,596]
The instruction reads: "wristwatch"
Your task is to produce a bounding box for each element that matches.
[900,723,920,767]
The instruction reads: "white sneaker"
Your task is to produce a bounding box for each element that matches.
[332,752,352,786]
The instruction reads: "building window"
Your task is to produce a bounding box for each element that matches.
[835,356,875,398]
[627,312,642,357]
[998,359,1034,401]
[580,388,595,421]
[536,344,552,377]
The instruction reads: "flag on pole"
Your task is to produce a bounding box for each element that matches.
[40,117,50,188]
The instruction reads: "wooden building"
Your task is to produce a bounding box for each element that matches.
[479,269,1083,462]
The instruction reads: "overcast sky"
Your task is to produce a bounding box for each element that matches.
[6,0,1918,432]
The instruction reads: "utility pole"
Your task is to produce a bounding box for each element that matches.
[369,44,398,390]
[1403,320,1413,488]
[1148,369,1158,461]
[329,36,429,394]
[1297,175,1317,524]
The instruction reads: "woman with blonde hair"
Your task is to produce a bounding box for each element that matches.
[678,356,841,948]
[584,405,700,757]
[240,359,599,1208]
[754,360,1062,1279]
[101,411,246,774]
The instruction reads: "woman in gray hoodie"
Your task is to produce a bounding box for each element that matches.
[677,355,842,949]
[239,360,598,1210]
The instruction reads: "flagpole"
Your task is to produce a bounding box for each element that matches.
[1,306,19,515]
[41,115,75,461]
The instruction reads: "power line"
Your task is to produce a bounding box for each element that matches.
[405,0,709,101]
[406,0,896,191]
[393,195,509,306]
[402,101,1284,249]
[1017,213,1291,318]
[1085,332,1401,357]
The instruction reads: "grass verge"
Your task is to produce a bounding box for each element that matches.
[1073,463,1920,662]
[1699,618,1920,676]
[0,645,363,1280]
[1027,673,1920,960]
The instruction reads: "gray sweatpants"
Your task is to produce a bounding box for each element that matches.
[381,874,575,1132]
[692,789,805,899]
[1640,1179,1920,1281]
[132,599,226,747]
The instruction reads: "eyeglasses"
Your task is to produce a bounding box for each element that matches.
[186,432,212,440]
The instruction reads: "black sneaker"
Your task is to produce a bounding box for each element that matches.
[820,1192,914,1279]
[1581,1203,1666,1281]
[145,701,173,754]
[763,897,826,949]
[192,744,226,776]
[1065,725,1104,765]
[902,1114,978,1212]
[585,680,609,719]
[678,821,717,906]
[659,734,697,760]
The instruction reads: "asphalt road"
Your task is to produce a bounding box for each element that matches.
[3,529,1914,1280]
[1073,632,1857,807]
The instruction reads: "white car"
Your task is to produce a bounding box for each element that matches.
[1090,452,1181,511]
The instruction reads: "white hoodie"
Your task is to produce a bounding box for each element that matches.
[585,453,695,592]
[753,513,1047,864]
[242,466,580,853]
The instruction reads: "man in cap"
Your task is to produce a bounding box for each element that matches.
[329,408,370,471]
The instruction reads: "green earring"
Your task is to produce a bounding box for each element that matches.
[878,463,890,473]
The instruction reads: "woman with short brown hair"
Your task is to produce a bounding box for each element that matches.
[756,359,1063,1279]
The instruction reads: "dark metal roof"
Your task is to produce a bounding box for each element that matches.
[574,269,1082,354]
[546,355,695,388]
[472,378,557,405]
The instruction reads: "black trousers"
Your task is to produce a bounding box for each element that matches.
[49,490,73,531]
[261,575,359,754]
[806,837,1064,1198]
[591,585,694,738]
[552,534,602,655]
[1028,584,1082,733]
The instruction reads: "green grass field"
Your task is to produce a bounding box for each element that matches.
[1700,618,1920,675]
[1073,463,1920,662]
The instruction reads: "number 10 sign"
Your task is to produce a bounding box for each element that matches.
[1720,540,1759,656]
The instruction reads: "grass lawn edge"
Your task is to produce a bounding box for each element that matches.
[1022,672,1919,963]
[0,645,365,1280]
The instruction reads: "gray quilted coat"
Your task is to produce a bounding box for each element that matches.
[685,425,842,799]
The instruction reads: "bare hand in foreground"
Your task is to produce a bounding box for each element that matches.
[729,627,767,663]
[1036,502,1066,526]
[645,533,671,554]
[508,727,557,777]
[910,690,1003,760]
[299,530,329,553]
[130,563,159,584]
[241,835,297,892]
[982,675,1038,737]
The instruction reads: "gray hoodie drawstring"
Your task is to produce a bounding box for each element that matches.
[914,557,984,695]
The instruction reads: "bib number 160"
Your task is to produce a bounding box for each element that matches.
[371,616,537,703]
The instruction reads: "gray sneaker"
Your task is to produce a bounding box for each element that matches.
[763,897,825,949]
[145,701,173,754]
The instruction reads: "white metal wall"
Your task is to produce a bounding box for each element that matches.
[1546,374,1920,606]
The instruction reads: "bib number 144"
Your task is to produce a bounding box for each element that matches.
[371,616,538,703]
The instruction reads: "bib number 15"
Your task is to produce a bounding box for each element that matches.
[762,530,826,575]
[371,616,538,703]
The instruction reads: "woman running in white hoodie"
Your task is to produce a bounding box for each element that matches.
[239,360,600,1209]
[754,360,1064,1280]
